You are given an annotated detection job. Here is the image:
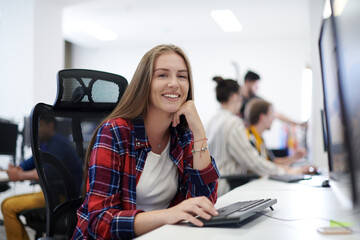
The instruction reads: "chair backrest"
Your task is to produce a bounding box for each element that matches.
[30,69,128,238]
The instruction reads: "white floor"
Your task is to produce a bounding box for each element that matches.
[0,225,36,240]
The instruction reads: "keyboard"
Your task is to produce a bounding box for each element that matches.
[217,199,270,215]
[269,174,312,183]
[191,198,277,227]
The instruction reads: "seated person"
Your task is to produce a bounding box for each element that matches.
[244,98,313,169]
[72,44,219,240]
[207,77,312,196]
[1,109,82,240]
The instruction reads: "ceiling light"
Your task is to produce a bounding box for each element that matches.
[78,21,118,41]
[333,0,348,16]
[323,0,348,19]
[211,10,243,32]
[323,0,332,19]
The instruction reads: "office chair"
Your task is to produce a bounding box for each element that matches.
[29,69,128,239]
[221,173,259,190]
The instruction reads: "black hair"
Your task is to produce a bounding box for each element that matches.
[244,71,260,82]
[213,76,240,103]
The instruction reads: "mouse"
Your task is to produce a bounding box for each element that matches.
[321,179,330,188]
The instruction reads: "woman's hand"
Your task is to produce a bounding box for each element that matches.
[171,100,205,137]
[134,196,218,236]
[171,100,210,170]
[166,196,218,226]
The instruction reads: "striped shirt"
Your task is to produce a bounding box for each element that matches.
[206,108,284,196]
[72,116,219,240]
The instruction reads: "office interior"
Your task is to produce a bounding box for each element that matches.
[0,0,327,168]
[1,0,359,238]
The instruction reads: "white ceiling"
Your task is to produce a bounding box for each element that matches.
[62,0,313,48]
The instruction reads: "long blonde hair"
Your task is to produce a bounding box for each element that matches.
[83,44,194,194]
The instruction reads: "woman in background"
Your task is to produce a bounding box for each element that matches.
[206,77,308,196]
[72,44,219,240]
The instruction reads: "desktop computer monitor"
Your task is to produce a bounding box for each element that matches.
[0,120,18,157]
[319,0,360,209]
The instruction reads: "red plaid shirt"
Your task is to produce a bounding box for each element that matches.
[72,117,219,240]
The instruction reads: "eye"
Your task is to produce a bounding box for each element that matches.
[178,75,188,79]
[158,74,167,78]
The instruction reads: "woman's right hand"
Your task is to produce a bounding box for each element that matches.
[166,196,218,226]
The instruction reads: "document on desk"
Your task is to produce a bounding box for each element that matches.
[0,170,9,182]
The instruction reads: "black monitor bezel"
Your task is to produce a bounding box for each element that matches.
[318,0,358,208]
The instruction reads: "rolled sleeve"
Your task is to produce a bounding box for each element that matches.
[186,156,219,186]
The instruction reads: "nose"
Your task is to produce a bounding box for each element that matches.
[167,75,179,89]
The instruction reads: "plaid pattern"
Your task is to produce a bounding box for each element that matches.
[72,117,219,240]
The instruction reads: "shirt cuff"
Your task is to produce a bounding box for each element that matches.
[186,156,220,186]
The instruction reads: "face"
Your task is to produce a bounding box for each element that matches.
[38,120,54,142]
[230,90,243,114]
[263,106,275,130]
[249,80,260,96]
[148,52,189,115]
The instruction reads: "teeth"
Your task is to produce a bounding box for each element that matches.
[163,94,179,99]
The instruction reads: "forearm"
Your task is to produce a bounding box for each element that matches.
[21,169,39,180]
[134,209,170,236]
[192,128,211,170]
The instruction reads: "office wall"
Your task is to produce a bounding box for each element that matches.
[0,0,63,123]
[69,35,307,146]
[67,1,328,169]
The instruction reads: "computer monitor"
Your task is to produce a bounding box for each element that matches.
[0,120,18,158]
[318,0,360,209]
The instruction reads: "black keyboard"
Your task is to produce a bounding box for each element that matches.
[189,198,277,227]
[217,199,270,216]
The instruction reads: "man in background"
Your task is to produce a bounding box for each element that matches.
[244,98,316,171]
[240,70,307,128]
[1,110,82,240]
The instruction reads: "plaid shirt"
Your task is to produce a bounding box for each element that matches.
[72,117,219,240]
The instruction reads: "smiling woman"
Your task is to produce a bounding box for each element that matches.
[72,44,219,240]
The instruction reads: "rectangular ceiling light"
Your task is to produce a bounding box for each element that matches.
[323,0,348,19]
[211,9,243,32]
[78,21,118,41]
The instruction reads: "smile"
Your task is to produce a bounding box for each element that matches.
[162,94,180,99]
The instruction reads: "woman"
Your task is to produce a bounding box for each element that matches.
[72,44,219,239]
[206,77,286,196]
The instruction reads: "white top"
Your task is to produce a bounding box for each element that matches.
[206,108,285,196]
[136,140,178,211]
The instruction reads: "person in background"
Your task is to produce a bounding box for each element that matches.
[240,70,307,127]
[207,76,311,196]
[244,98,314,168]
[1,109,82,240]
[72,44,219,240]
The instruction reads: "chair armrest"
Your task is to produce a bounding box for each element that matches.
[221,173,259,190]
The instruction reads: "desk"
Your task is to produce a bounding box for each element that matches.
[136,177,360,240]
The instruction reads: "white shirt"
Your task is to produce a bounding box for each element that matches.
[206,108,284,196]
[136,141,179,211]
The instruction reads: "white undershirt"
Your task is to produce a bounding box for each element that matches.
[136,140,179,211]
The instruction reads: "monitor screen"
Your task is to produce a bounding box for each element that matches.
[0,121,18,156]
[319,0,360,209]
[333,0,360,209]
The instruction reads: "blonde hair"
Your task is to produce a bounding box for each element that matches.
[83,44,194,194]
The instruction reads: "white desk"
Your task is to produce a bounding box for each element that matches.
[136,177,360,240]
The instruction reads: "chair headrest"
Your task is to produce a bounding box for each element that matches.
[53,69,128,112]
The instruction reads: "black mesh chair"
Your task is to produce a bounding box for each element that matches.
[29,69,128,239]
